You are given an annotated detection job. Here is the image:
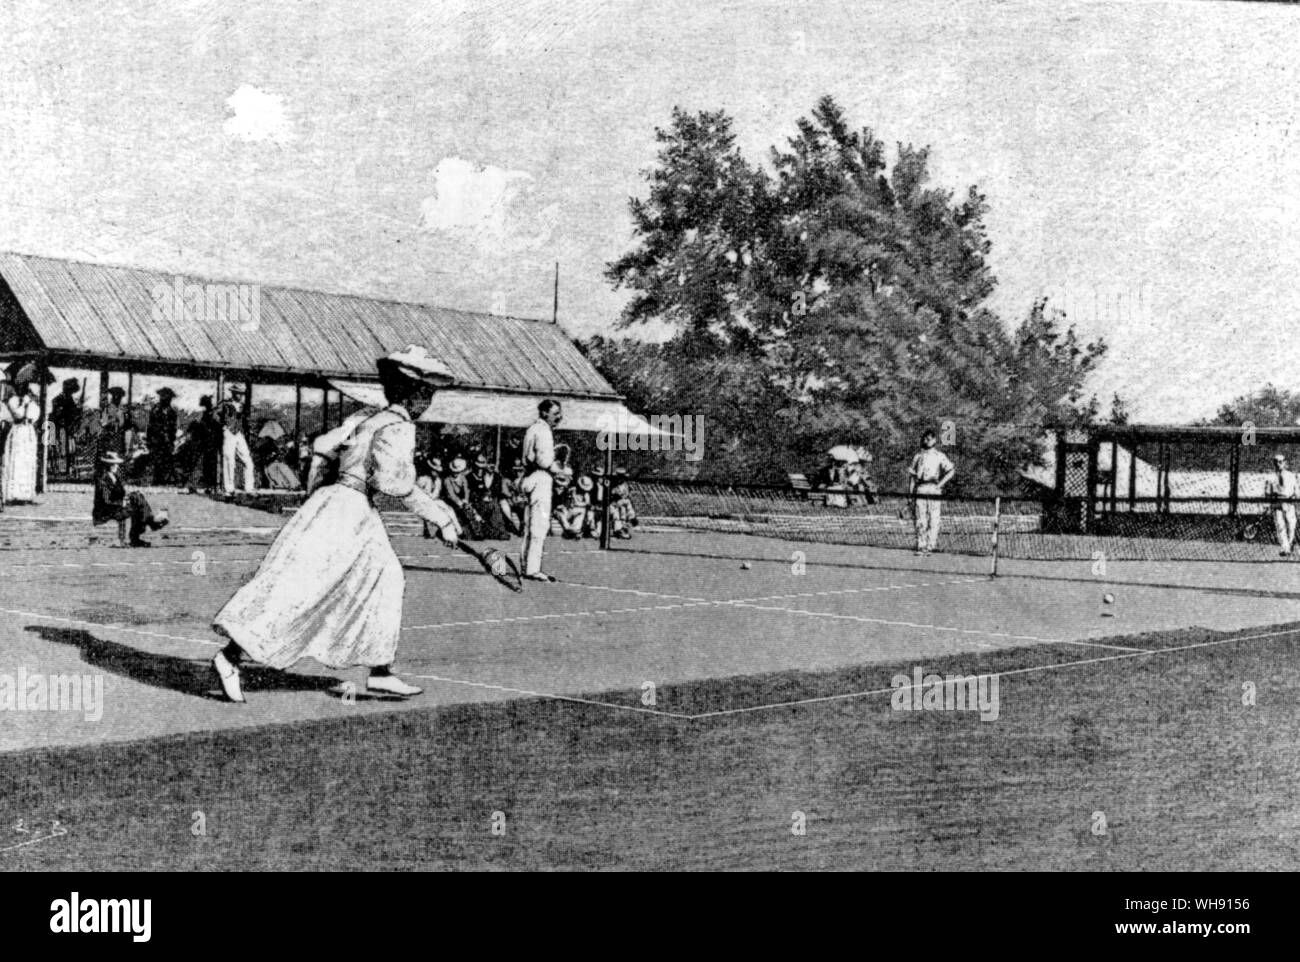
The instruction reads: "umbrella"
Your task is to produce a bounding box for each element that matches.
[258,420,286,441]
[5,360,56,387]
[827,445,862,463]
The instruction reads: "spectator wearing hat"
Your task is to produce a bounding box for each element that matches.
[558,473,597,539]
[415,452,444,539]
[97,386,128,476]
[3,375,42,504]
[550,463,577,535]
[441,454,478,535]
[93,452,170,547]
[217,386,255,494]
[1267,452,1298,557]
[608,468,639,539]
[500,459,528,536]
[183,395,221,493]
[146,387,179,485]
[50,378,83,475]
[469,453,510,539]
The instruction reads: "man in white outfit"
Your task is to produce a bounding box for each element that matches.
[218,386,256,494]
[1267,452,1298,557]
[908,428,955,554]
[520,399,564,582]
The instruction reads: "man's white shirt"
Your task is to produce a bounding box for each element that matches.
[522,419,555,472]
[1268,470,1298,500]
[909,448,954,486]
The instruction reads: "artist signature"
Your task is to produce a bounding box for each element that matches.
[0,818,68,853]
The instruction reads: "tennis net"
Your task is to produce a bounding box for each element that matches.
[627,479,1298,564]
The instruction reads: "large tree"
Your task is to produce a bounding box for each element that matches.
[596,96,1106,491]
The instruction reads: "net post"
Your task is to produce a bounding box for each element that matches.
[990,496,1001,578]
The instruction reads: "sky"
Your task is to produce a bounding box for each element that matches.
[1,0,1298,419]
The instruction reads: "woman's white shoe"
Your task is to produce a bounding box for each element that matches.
[212,651,245,703]
[366,674,423,697]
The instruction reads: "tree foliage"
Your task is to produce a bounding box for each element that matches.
[1206,383,1300,428]
[594,97,1108,492]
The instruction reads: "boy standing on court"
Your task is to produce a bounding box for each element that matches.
[908,429,955,555]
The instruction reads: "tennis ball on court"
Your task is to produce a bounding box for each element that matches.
[741,561,752,570]
[1102,592,1115,605]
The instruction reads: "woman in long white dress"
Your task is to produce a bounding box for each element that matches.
[211,346,462,703]
[3,380,42,504]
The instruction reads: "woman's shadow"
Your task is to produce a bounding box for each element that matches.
[25,625,342,701]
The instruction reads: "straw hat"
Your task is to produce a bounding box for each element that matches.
[474,453,490,469]
[376,345,455,385]
[156,386,176,400]
[99,452,125,465]
[450,456,468,474]
[577,475,594,492]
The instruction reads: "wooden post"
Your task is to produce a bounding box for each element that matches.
[1228,441,1241,517]
[1085,435,1099,533]
[1109,440,1118,513]
[599,445,614,550]
[494,425,502,469]
[242,378,253,437]
[1128,442,1138,509]
[990,496,1001,578]
[322,387,330,431]
[294,383,302,443]
[35,369,49,494]
[1054,430,1067,500]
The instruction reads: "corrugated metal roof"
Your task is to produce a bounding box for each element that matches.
[0,251,617,398]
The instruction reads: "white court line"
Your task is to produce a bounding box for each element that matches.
[0,550,462,573]
[404,576,1044,650]
[402,673,691,719]
[0,606,221,648]
[0,603,1293,723]
[0,605,691,717]
[685,625,1300,719]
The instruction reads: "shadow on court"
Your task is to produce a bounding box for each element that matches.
[25,626,341,700]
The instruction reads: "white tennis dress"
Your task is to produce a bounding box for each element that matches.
[213,404,458,670]
[3,395,41,503]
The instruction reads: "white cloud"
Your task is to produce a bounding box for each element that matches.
[223,85,294,144]
[420,157,555,254]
